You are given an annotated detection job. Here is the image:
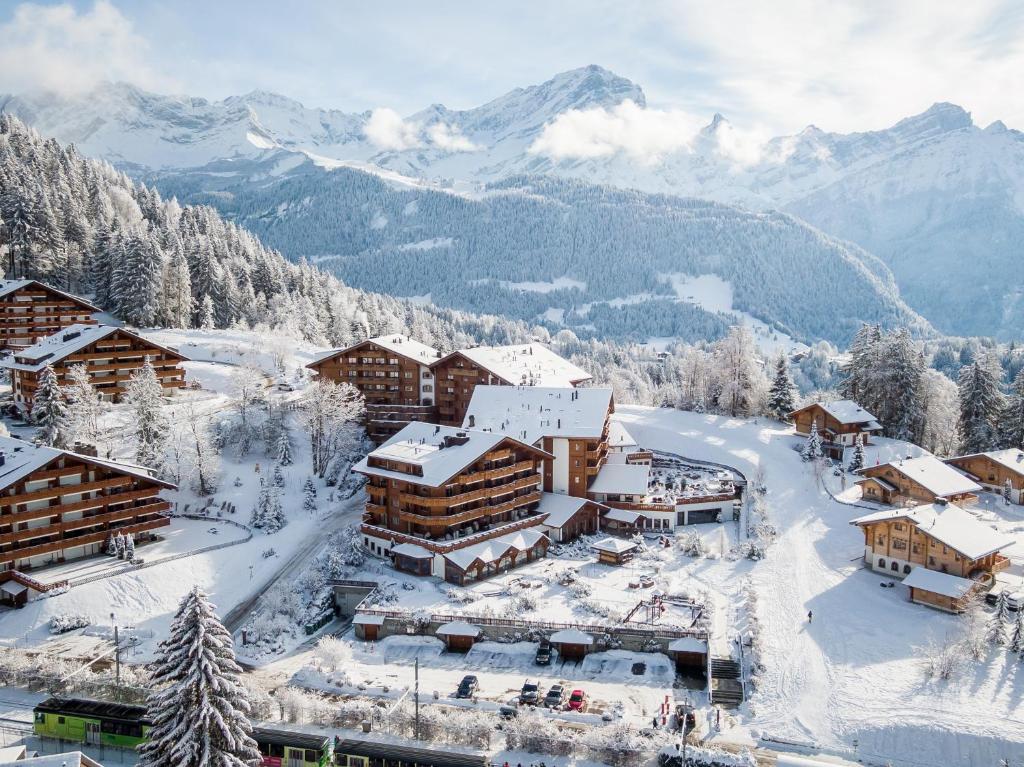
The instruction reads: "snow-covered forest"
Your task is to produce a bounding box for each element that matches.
[151,163,925,346]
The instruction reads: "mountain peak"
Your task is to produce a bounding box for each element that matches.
[890,102,972,140]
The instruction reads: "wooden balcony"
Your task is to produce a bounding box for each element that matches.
[401,474,540,509]
[0,500,170,547]
[398,490,541,527]
[1,476,132,509]
[456,459,534,487]
[0,513,170,566]
[0,487,162,525]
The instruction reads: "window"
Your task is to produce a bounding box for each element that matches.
[891,539,907,551]
[903,564,911,574]
[894,523,904,531]
[404,371,413,378]
[891,561,899,571]
[305,750,318,763]
[878,558,886,568]
[876,535,885,546]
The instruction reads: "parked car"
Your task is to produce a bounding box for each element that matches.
[498,705,519,719]
[543,684,565,709]
[519,680,540,705]
[535,641,552,665]
[455,675,479,699]
[567,689,587,712]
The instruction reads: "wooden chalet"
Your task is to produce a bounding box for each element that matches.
[463,386,612,497]
[0,436,173,604]
[548,628,595,660]
[789,400,881,458]
[946,449,1024,505]
[435,620,481,652]
[850,501,1012,612]
[0,325,188,409]
[0,280,100,351]
[856,455,981,506]
[353,422,554,584]
[306,335,440,443]
[432,342,592,427]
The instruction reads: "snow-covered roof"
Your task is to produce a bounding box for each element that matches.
[536,492,591,528]
[667,637,708,653]
[603,507,642,524]
[442,528,548,571]
[436,621,481,637]
[0,436,174,491]
[863,455,982,498]
[549,628,594,645]
[2,752,101,767]
[850,502,1012,560]
[0,581,27,596]
[352,613,387,626]
[310,334,439,368]
[390,542,433,559]
[589,463,651,496]
[860,475,898,492]
[463,386,612,444]
[950,449,1024,478]
[607,420,637,449]
[0,324,186,373]
[0,279,100,311]
[793,399,880,426]
[592,536,639,554]
[902,567,976,599]
[440,343,592,387]
[353,422,549,488]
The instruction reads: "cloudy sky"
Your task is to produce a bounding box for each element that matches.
[0,0,1021,136]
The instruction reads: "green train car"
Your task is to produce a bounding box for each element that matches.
[252,726,332,767]
[33,697,151,749]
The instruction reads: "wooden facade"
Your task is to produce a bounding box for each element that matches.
[5,326,187,409]
[946,451,1024,504]
[857,460,979,507]
[306,337,438,443]
[0,281,99,351]
[789,401,881,458]
[361,440,548,541]
[0,439,173,584]
[854,516,1007,579]
[432,351,507,427]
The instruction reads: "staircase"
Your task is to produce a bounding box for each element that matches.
[709,657,744,707]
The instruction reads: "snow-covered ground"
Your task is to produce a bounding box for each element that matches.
[613,406,1024,767]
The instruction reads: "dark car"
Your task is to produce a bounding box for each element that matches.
[455,675,479,699]
[535,641,552,666]
[519,680,540,705]
[543,684,565,709]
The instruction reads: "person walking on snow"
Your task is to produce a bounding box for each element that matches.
[807,610,813,623]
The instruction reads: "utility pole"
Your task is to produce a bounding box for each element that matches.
[113,624,121,701]
[414,657,420,741]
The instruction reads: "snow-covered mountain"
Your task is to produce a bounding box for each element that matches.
[4,65,1022,338]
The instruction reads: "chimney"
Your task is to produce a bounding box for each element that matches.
[557,418,561,429]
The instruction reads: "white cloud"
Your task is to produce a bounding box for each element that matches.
[365,110,481,153]
[363,108,423,151]
[426,123,479,152]
[528,99,771,167]
[0,1,175,95]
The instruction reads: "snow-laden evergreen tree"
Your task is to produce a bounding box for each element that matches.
[264,483,286,533]
[64,363,102,448]
[276,431,293,467]
[848,435,866,473]
[958,353,1005,454]
[114,531,125,559]
[137,586,261,767]
[986,592,1010,646]
[1010,608,1024,654]
[302,477,317,513]
[124,534,135,560]
[124,357,171,474]
[272,464,285,489]
[250,479,269,530]
[883,330,926,443]
[106,533,118,556]
[185,405,220,496]
[199,295,216,329]
[998,368,1024,450]
[801,418,823,462]
[32,365,70,448]
[113,231,163,326]
[765,354,796,421]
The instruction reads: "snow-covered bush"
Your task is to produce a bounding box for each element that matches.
[918,635,968,680]
[313,635,351,675]
[49,613,91,634]
[679,532,709,557]
[659,744,757,767]
[503,708,575,756]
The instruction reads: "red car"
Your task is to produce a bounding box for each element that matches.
[567,689,587,712]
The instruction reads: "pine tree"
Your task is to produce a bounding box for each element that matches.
[200,294,216,329]
[32,365,70,448]
[1010,609,1024,654]
[848,434,866,473]
[998,368,1024,450]
[272,464,285,489]
[124,357,170,474]
[303,477,317,513]
[958,354,1005,454]
[64,363,102,448]
[276,431,293,467]
[265,483,286,533]
[766,354,796,421]
[137,587,261,767]
[250,479,269,530]
[986,592,1010,646]
[124,534,136,560]
[801,417,823,462]
[114,531,125,559]
[106,534,118,556]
